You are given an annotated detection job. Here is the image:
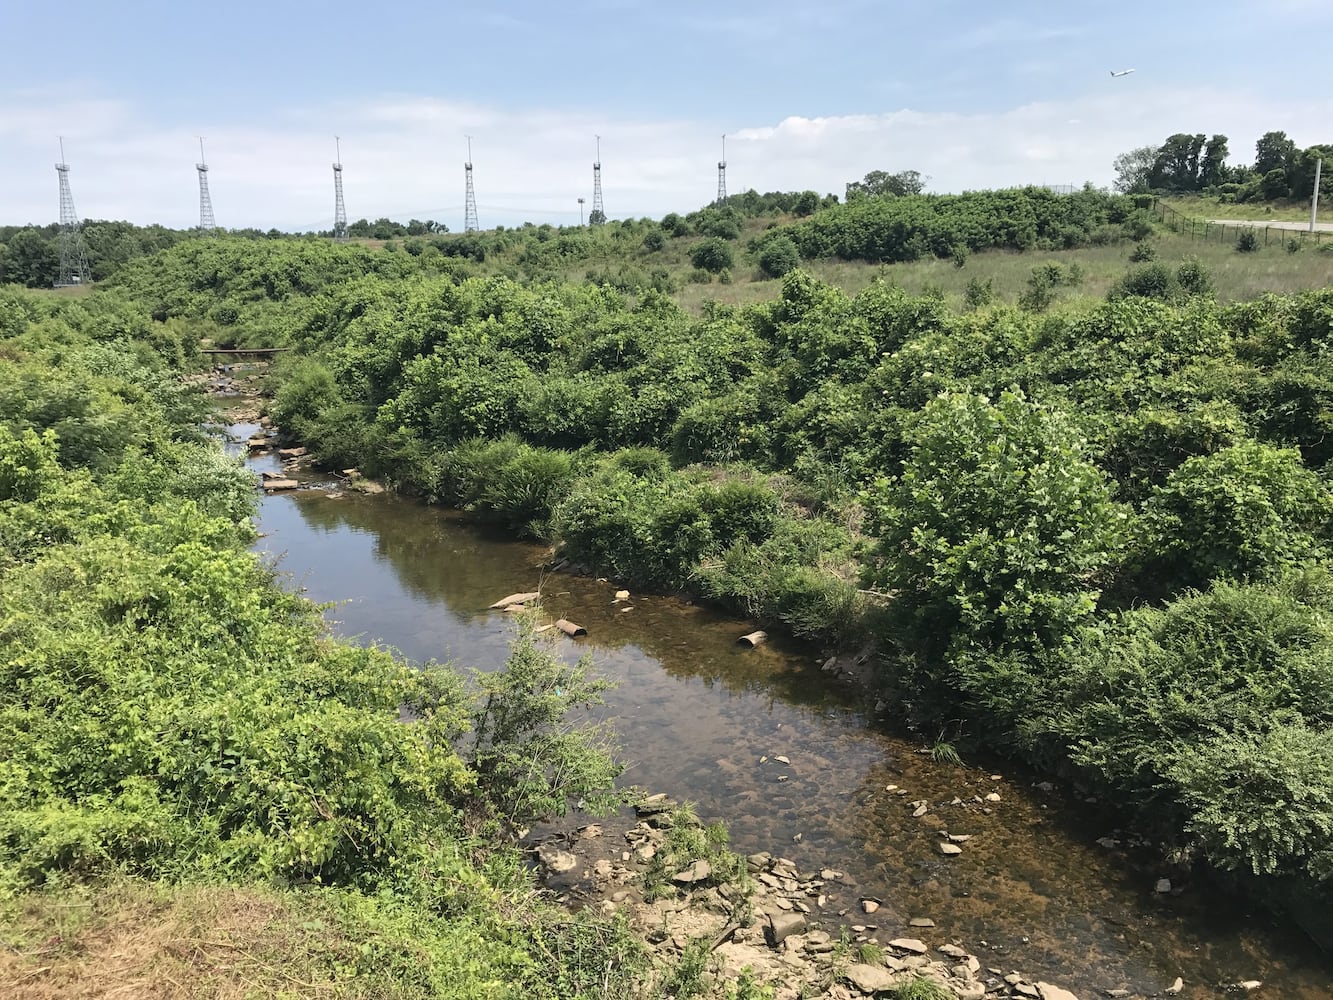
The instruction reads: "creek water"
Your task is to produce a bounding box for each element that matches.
[240,431,1329,999]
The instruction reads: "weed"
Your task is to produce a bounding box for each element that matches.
[894,977,954,1000]
[855,941,886,965]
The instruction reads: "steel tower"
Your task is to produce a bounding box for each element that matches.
[590,134,605,225]
[53,138,91,287]
[332,136,348,242]
[464,135,479,233]
[716,134,728,205]
[196,137,216,232]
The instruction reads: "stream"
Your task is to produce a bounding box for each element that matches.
[239,428,1330,999]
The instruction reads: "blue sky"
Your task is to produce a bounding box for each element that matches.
[2,0,1330,230]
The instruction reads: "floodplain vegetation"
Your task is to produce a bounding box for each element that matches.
[3,180,1333,992]
[0,292,653,996]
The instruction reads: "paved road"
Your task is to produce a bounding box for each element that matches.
[1208,217,1333,233]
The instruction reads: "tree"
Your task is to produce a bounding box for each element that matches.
[1148,133,1207,191]
[1113,145,1160,193]
[1,229,59,287]
[1200,134,1230,188]
[588,209,606,226]
[1289,145,1333,201]
[1254,130,1298,178]
[793,190,821,217]
[845,169,927,200]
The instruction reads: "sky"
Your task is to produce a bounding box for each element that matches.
[2,0,1331,232]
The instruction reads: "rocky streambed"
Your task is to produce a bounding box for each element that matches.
[529,796,1202,1000]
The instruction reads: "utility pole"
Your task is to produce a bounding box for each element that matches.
[53,137,91,287]
[577,197,585,227]
[332,136,348,242]
[1312,158,1323,233]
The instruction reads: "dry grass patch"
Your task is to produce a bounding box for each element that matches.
[0,881,337,999]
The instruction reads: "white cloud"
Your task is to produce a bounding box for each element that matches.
[2,85,1331,232]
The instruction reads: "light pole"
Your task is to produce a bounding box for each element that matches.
[577,197,585,227]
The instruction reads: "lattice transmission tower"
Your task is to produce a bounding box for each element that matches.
[590,134,605,225]
[53,138,91,287]
[332,136,348,242]
[716,134,727,206]
[196,137,216,232]
[464,135,479,233]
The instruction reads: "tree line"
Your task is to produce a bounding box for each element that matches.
[1115,129,1332,203]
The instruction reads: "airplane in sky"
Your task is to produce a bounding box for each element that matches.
[1110,69,1136,77]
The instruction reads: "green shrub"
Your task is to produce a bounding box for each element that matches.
[962,276,995,310]
[442,436,580,538]
[268,357,343,441]
[642,229,666,252]
[467,623,622,832]
[691,238,735,273]
[1236,229,1260,253]
[757,236,800,279]
[1175,255,1214,297]
[863,388,1127,657]
[1129,240,1157,262]
[1109,261,1176,301]
[1133,441,1333,593]
[1061,571,1333,878]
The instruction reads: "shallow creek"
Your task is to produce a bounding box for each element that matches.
[240,431,1330,998]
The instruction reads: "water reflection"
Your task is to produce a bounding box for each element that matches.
[249,470,1331,998]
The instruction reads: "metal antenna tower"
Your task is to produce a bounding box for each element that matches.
[53,137,91,287]
[332,135,348,242]
[463,135,479,233]
[590,134,605,225]
[196,136,216,232]
[716,134,728,205]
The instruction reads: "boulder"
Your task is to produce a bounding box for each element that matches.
[1036,983,1081,1000]
[765,911,806,947]
[888,938,928,954]
[672,860,711,885]
[843,964,899,994]
[536,843,578,873]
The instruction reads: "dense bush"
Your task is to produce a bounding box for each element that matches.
[757,235,801,278]
[1060,571,1333,880]
[1132,441,1333,593]
[690,238,735,273]
[787,187,1134,263]
[863,389,1127,658]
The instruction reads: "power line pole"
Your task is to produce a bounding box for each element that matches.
[196,136,216,232]
[577,197,585,227]
[591,134,605,225]
[1312,158,1323,233]
[716,133,728,206]
[464,135,479,233]
[53,137,91,287]
[332,136,348,242]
